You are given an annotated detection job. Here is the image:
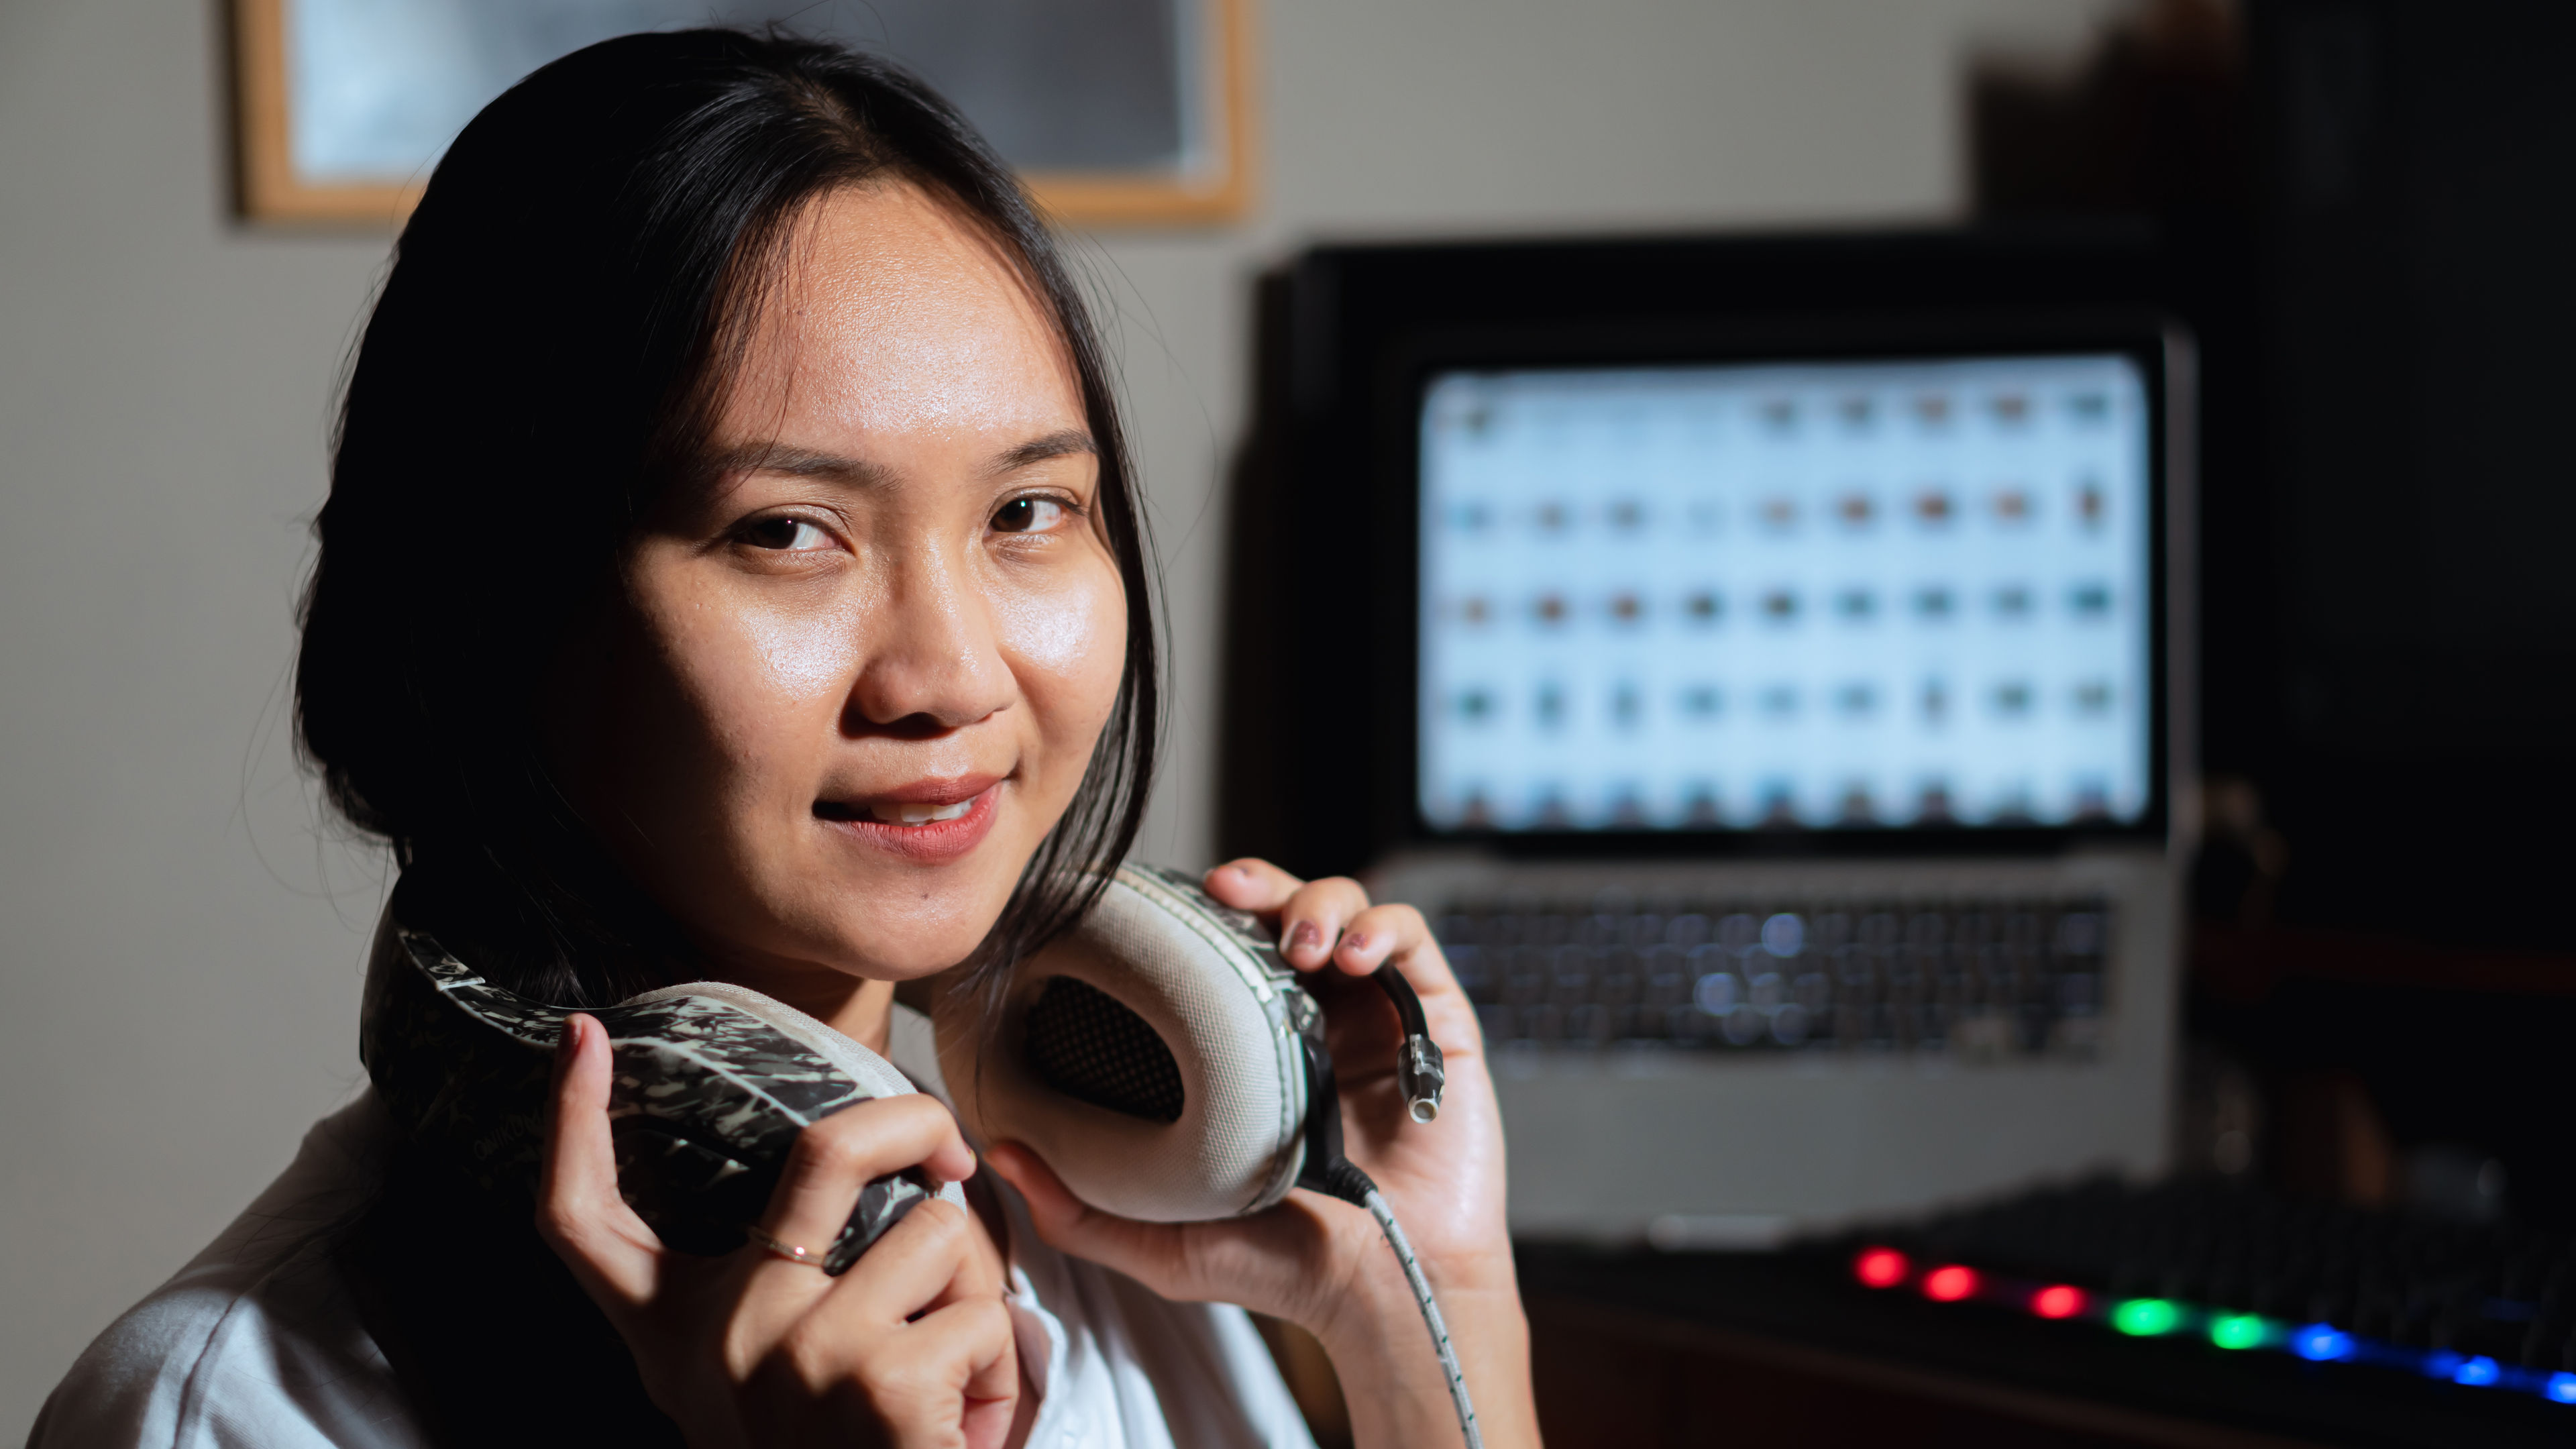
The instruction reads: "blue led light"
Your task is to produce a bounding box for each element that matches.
[2290,1325,2354,1362]
[1928,1279,2576,1407]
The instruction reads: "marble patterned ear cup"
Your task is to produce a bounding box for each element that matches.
[362,912,933,1274]
[610,1119,774,1256]
[615,1117,934,1273]
[822,1168,941,1274]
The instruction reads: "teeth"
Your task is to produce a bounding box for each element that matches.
[870,798,974,826]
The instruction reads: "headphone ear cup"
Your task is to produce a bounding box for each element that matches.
[936,865,1313,1222]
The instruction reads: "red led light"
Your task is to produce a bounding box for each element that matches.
[1854,1248,1911,1289]
[1921,1265,1979,1302]
[2031,1285,2086,1319]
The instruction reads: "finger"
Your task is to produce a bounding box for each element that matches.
[815,1195,984,1326]
[984,1143,1195,1297]
[1330,901,1448,983]
[757,1094,975,1260]
[1354,906,1494,1059]
[775,1290,1018,1448]
[906,1295,1020,1432]
[832,1295,1017,1447]
[1275,877,1374,971]
[534,1014,659,1303]
[961,1352,1020,1449]
[897,1189,1009,1309]
[912,1190,1009,1307]
[985,1141,1328,1309]
[1204,857,1305,914]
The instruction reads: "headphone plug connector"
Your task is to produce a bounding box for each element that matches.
[1399,1035,1446,1122]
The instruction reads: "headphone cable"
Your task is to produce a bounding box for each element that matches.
[1311,1159,1483,1448]
[1368,1181,1484,1449]
[1297,979,1481,1447]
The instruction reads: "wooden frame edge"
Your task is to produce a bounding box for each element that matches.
[233,0,421,225]
[1030,0,1258,228]
[230,0,1253,230]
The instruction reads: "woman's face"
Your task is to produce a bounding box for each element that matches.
[551,182,1126,1001]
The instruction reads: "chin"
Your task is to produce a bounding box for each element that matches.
[846,940,985,981]
[810,890,1013,980]
[750,827,1036,981]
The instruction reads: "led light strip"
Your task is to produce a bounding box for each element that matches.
[1851,1246,2576,1404]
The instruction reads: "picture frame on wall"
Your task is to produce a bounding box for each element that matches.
[231,0,1251,227]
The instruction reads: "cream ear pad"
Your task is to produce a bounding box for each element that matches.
[938,865,1481,1447]
[934,863,1323,1223]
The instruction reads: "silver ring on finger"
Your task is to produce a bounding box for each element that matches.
[744,1223,825,1269]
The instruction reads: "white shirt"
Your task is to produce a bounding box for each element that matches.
[32,1008,1317,1449]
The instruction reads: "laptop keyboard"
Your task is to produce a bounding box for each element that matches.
[1434,898,2112,1057]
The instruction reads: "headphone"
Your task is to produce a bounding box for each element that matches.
[932,863,1444,1223]
[360,912,961,1273]
[362,863,1477,1444]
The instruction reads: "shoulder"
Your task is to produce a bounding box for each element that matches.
[29,1095,430,1449]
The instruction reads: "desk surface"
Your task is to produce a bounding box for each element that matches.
[1517,1246,2576,1449]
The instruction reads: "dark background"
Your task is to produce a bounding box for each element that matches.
[1230,11,2576,1441]
[1223,0,2576,1231]
[1982,0,2576,1227]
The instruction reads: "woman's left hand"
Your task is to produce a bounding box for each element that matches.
[983,859,1538,1449]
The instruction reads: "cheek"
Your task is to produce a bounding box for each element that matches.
[650,582,867,769]
[742,592,867,705]
[994,561,1126,746]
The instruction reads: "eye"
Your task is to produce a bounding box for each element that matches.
[991,496,1068,535]
[741,516,830,551]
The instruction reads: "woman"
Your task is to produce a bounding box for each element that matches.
[36,28,1535,1449]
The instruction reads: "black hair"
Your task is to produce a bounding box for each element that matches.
[297,28,1157,1008]
[299,31,1157,1439]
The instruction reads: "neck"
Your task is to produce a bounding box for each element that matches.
[833,977,899,1053]
[717,966,900,1053]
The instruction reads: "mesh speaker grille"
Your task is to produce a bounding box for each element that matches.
[1023,975,1186,1124]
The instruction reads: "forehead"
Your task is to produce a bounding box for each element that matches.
[723,180,1082,441]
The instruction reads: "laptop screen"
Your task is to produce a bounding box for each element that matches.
[1415,353,2155,835]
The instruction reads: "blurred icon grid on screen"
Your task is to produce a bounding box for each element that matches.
[1417,356,2151,832]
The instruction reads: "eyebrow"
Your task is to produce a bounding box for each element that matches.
[987,429,1097,476]
[706,443,897,490]
[706,429,1096,488]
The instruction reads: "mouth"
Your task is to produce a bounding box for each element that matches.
[813,775,1004,863]
[853,798,978,826]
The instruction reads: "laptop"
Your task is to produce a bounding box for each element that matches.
[1252,235,2196,1244]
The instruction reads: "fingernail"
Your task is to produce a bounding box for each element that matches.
[1290,921,1323,952]
[1342,931,1373,954]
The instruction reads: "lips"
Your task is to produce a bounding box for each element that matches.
[814,775,1004,864]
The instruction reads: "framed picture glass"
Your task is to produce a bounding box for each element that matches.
[233,0,1250,226]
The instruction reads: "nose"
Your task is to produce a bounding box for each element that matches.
[843,541,1015,736]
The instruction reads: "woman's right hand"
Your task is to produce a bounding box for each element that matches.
[537,1013,1018,1449]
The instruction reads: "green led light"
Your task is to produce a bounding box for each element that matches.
[2209,1314,2269,1350]
[2113,1299,2181,1336]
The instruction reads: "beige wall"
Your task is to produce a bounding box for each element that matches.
[0,0,2118,1425]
